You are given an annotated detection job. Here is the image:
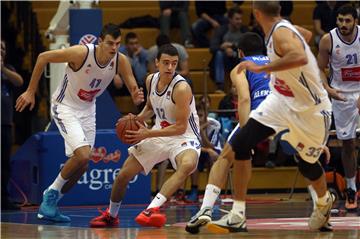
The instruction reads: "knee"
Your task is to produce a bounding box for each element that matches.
[116,167,135,183]
[179,161,197,176]
[76,151,91,165]
[298,157,324,181]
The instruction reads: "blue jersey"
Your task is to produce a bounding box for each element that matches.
[242,55,271,110]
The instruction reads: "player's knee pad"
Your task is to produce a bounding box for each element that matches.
[297,157,323,181]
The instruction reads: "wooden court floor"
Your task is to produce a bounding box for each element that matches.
[1,196,359,239]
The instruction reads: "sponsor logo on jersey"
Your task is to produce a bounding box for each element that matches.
[79,34,97,45]
[341,66,360,81]
[160,120,171,128]
[273,78,294,97]
[166,91,171,100]
[181,142,187,147]
[296,142,304,152]
[78,88,101,102]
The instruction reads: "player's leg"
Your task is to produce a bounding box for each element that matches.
[332,93,359,210]
[90,154,144,227]
[206,119,275,234]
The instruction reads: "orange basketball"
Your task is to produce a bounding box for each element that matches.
[116,115,142,144]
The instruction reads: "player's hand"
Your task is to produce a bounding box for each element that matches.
[132,87,144,106]
[322,145,331,164]
[237,60,265,74]
[15,90,35,112]
[125,122,149,144]
[326,87,347,102]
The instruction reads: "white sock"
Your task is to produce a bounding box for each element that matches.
[317,191,330,206]
[49,173,68,192]
[345,177,357,191]
[201,184,221,210]
[147,193,167,209]
[308,185,318,210]
[232,200,246,216]
[109,200,122,218]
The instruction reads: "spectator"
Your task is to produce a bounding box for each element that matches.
[148,34,192,87]
[209,7,248,91]
[313,1,347,48]
[159,1,193,47]
[1,39,23,210]
[119,32,148,89]
[191,1,228,48]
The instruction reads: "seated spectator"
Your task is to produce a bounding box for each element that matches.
[119,32,148,89]
[148,34,192,88]
[313,1,347,48]
[209,7,248,91]
[188,102,223,201]
[159,1,193,47]
[191,1,228,48]
[218,85,238,138]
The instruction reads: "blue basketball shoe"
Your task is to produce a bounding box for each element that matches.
[37,189,70,222]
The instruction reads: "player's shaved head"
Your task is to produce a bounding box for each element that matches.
[253,1,281,17]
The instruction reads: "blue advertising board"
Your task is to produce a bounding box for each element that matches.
[9,130,151,206]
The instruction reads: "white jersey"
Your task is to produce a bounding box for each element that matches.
[266,20,330,112]
[149,72,201,141]
[52,44,118,110]
[329,25,360,92]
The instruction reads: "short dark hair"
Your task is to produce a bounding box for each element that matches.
[125,32,137,43]
[237,32,264,56]
[99,23,121,39]
[337,4,358,20]
[156,44,178,60]
[253,1,281,17]
[228,6,243,19]
[156,34,171,47]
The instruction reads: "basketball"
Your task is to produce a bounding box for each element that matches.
[116,114,142,144]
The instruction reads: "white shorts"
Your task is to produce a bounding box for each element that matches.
[51,102,96,157]
[250,93,332,164]
[332,91,360,140]
[128,136,201,175]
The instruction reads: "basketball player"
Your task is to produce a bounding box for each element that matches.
[15,24,144,222]
[89,44,201,228]
[186,32,271,234]
[186,1,334,233]
[317,5,359,211]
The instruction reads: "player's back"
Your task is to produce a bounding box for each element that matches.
[329,26,360,92]
[52,44,118,110]
[266,20,330,112]
[243,55,271,110]
[149,72,200,140]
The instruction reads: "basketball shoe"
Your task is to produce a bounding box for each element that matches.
[308,192,335,230]
[135,207,166,227]
[185,206,212,234]
[37,189,70,222]
[89,208,119,227]
[345,188,358,211]
[206,210,247,233]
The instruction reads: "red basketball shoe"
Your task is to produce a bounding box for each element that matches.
[89,208,119,228]
[135,207,166,227]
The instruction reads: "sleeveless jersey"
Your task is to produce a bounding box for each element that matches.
[329,25,360,92]
[243,55,271,110]
[266,20,329,112]
[52,44,118,110]
[149,72,201,141]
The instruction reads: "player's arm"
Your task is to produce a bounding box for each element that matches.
[230,67,250,127]
[136,74,155,122]
[317,34,346,101]
[238,28,308,74]
[294,25,312,43]
[117,53,144,105]
[149,81,192,137]
[15,45,87,112]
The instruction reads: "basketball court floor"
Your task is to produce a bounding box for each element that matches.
[1,194,359,239]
